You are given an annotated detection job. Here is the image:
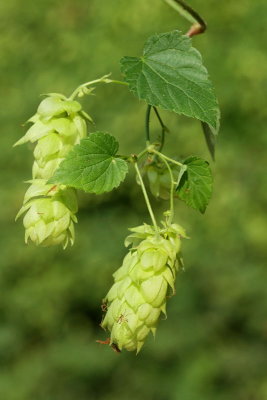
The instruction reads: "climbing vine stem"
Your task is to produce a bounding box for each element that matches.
[145,105,152,145]
[153,107,169,152]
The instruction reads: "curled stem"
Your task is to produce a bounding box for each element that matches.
[134,162,159,232]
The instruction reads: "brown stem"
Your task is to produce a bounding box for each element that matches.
[164,0,207,37]
[186,23,206,38]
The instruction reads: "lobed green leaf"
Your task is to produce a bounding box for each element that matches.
[49,132,128,194]
[121,30,220,131]
[176,156,213,213]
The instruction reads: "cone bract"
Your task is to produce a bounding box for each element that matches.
[101,223,186,353]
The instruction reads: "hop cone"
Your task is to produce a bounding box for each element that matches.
[15,94,90,247]
[101,222,186,353]
[16,180,78,248]
[146,163,180,200]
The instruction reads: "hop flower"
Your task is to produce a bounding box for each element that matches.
[16,180,77,247]
[15,94,90,247]
[101,222,186,353]
[146,163,180,200]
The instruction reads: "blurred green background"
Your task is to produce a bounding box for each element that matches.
[1,0,267,399]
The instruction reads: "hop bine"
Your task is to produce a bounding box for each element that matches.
[100,222,186,353]
[14,94,90,247]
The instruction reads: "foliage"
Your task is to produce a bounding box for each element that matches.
[50,132,128,194]
[121,30,219,130]
[176,156,212,213]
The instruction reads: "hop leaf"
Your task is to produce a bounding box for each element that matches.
[176,156,213,213]
[121,30,220,131]
[50,132,129,194]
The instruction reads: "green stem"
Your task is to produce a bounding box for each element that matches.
[152,150,183,168]
[68,74,127,100]
[145,105,152,144]
[167,164,175,223]
[153,107,168,152]
[155,153,175,224]
[107,79,128,86]
[136,148,148,160]
[134,162,159,232]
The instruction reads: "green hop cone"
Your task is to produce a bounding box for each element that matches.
[14,94,88,179]
[146,162,180,200]
[16,180,78,248]
[101,222,186,353]
[14,93,90,247]
[32,131,82,180]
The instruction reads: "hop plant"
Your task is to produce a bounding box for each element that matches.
[15,94,90,247]
[101,222,186,353]
[14,12,219,355]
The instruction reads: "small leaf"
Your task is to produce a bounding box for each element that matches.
[121,30,220,131]
[176,156,212,213]
[49,132,128,194]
